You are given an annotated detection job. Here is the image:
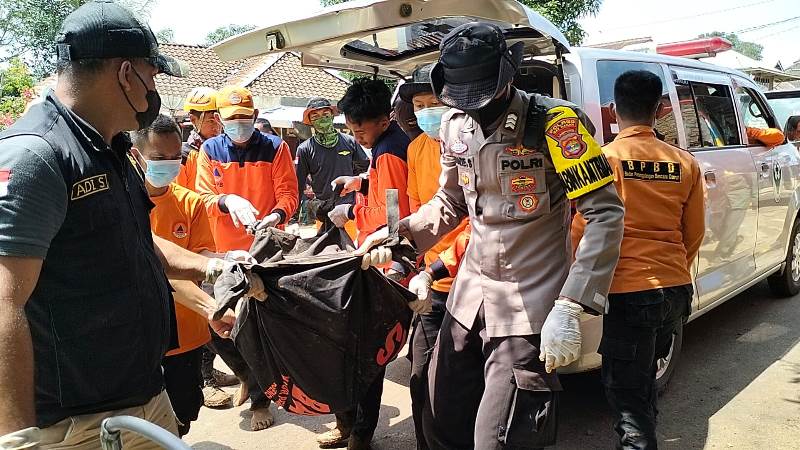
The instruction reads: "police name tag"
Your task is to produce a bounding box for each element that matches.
[71,174,109,200]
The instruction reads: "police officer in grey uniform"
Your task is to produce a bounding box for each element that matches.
[357,23,624,449]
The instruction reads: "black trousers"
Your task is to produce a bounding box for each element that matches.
[600,285,691,450]
[205,330,270,410]
[410,290,448,450]
[335,366,386,440]
[422,307,560,450]
[163,347,204,437]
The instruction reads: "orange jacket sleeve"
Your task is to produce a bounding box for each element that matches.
[407,144,422,213]
[194,146,226,218]
[430,223,471,279]
[270,141,300,223]
[353,153,410,233]
[746,127,785,147]
[682,159,705,270]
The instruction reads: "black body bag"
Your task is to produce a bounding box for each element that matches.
[213,227,414,415]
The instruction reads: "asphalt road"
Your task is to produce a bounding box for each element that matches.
[185,280,800,449]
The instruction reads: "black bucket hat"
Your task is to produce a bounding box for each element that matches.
[56,0,188,77]
[431,22,523,110]
[398,64,435,103]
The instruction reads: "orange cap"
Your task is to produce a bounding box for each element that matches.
[217,85,255,120]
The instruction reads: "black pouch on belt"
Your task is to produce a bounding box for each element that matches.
[498,366,562,448]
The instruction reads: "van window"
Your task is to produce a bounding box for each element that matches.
[675,83,702,148]
[735,86,780,146]
[596,60,679,146]
[687,82,741,148]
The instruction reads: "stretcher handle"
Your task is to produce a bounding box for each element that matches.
[100,416,191,450]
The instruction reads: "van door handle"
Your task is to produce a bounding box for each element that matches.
[760,162,771,178]
[704,170,717,187]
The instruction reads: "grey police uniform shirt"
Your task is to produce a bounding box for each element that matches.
[399,89,624,337]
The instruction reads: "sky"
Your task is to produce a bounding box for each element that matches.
[148,0,800,67]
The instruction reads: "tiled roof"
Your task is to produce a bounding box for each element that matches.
[155,44,350,105]
[247,53,350,101]
[155,44,236,98]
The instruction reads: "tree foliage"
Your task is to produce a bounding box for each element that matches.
[156,28,175,44]
[0,58,35,130]
[698,31,763,61]
[319,0,601,45]
[0,0,156,77]
[204,24,257,46]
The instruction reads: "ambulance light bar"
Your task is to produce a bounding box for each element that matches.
[656,37,733,59]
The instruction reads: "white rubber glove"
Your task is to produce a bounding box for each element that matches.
[223,194,259,228]
[205,257,226,284]
[328,204,352,228]
[354,227,391,270]
[539,299,584,373]
[408,271,433,314]
[331,175,362,197]
[224,250,257,265]
[254,212,282,231]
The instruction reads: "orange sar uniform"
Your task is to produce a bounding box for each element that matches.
[196,131,299,252]
[406,132,469,292]
[572,124,705,294]
[351,121,412,238]
[746,126,785,147]
[149,183,214,356]
[176,130,205,190]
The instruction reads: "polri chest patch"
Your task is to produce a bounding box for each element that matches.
[71,174,110,200]
[622,160,682,182]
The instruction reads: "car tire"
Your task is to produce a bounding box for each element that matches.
[768,219,800,297]
[655,320,683,396]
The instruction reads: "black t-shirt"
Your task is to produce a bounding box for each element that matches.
[295,133,369,205]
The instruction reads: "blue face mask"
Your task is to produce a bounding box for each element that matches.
[223,119,255,143]
[414,106,449,139]
[145,159,181,188]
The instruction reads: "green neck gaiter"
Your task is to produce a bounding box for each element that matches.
[312,116,339,148]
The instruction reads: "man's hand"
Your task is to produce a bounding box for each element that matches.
[408,271,433,314]
[223,194,259,228]
[539,299,583,373]
[254,212,281,232]
[330,176,362,197]
[209,309,236,339]
[328,204,352,228]
[354,227,392,270]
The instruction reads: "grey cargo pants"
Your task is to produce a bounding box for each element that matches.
[422,306,561,450]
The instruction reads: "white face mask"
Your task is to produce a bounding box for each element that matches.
[223,119,255,143]
[144,159,181,188]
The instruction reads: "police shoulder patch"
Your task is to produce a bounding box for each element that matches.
[544,106,613,199]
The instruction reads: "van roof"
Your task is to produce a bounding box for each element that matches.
[571,47,753,82]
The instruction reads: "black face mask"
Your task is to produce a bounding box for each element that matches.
[467,86,513,131]
[120,64,162,130]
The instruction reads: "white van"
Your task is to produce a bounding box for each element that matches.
[214,0,800,391]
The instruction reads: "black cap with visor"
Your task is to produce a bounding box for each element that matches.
[56,0,188,77]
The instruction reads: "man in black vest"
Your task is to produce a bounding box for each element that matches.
[0,1,263,448]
